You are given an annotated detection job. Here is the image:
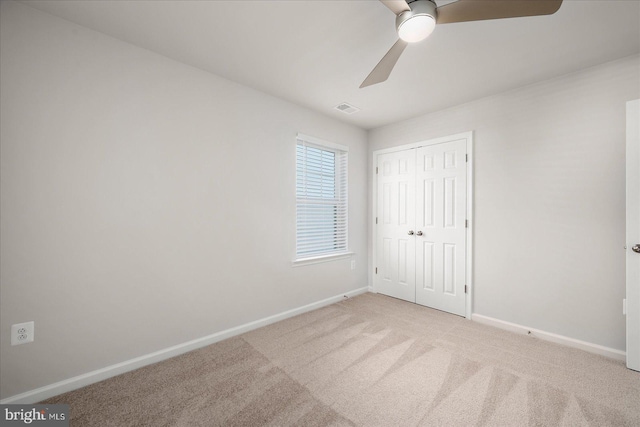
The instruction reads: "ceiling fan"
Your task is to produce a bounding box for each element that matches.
[361,0,563,88]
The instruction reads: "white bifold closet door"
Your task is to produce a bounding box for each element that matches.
[376,139,467,316]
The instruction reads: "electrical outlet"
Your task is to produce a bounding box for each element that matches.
[351,260,356,270]
[11,321,34,346]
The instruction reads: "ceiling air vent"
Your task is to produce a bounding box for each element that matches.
[334,102,360,115]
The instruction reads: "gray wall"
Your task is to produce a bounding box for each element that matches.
[368,55,640,351]
[0,1,368,400]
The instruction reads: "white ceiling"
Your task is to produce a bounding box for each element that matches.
[21,0,640,130]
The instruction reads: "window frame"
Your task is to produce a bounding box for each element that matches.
[293,133,351,265]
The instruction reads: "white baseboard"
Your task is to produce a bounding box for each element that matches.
[471,313,626,362]
[1,287,369,404]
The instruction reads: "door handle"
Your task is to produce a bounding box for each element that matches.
[408,230,414,235]
[416,231,423,236]
[633,244,640,254]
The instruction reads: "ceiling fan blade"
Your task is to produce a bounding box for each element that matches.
[379,0,411,15]
[436,0,563,24]
[360,39,409,88]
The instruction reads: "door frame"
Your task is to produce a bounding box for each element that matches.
[371,131,474,319]
[626,99,639,371]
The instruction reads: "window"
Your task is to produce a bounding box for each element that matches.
[295,134,348,261]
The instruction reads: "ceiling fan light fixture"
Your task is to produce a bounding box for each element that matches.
[365,0,564,88]
[396,0,437,43]
[398,15,436,42]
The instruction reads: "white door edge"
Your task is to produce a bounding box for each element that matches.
[626,99,640,371]
[371,131,474,319]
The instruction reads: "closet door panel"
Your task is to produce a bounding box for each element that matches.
[415,140,467,316]
[376,149,417,303]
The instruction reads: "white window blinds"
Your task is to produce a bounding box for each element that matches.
[296,135,348,260]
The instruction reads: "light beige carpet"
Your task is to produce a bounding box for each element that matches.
[44,293,640,426]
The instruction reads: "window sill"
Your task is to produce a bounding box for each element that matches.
[292,252,354,267]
